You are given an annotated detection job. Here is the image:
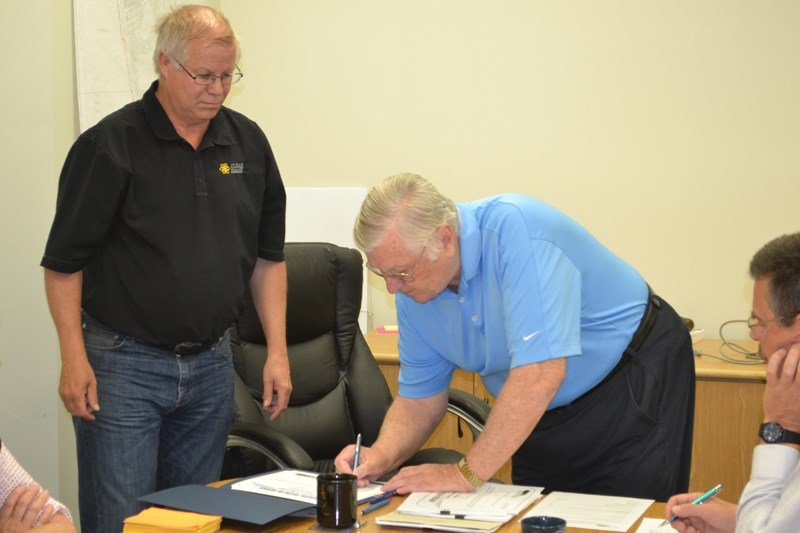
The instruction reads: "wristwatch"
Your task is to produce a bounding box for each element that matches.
[759,421,800,444]
[457,457,485,488]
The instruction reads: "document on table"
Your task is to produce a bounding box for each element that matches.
[521,492,654,532]
[376,511,504,533]
[230,469,383,505]
[398,483,543,521]
[635,518,677,532]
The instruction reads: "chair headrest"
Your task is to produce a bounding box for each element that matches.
[237,242,364,345]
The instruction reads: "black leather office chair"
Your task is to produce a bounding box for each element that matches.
[221,242,489,480]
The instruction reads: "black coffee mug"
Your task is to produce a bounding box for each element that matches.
[317,473,357,529]
[521,515,567,533]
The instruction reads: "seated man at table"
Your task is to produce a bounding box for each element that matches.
[665,232,800,533]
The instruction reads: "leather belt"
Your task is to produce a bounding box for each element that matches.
[159,340,216,357]
[627,287,661,353]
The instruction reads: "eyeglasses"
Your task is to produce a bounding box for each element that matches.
[173,58,243,86]
[366,246,428,283]
[746,314,789,332]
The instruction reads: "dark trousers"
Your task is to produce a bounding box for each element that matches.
[511,296,695,501]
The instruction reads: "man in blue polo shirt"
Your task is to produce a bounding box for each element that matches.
[335,172,695,501]
[40,6,291,532]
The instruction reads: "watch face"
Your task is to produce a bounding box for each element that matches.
[761,422,784,443]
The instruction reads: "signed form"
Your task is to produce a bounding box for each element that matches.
[398,483,543,521]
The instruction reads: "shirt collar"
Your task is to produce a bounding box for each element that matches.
[142,80,235,147]
[457,203,481,288]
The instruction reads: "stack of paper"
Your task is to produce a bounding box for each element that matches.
[376,483,543,533]
[122,507,221,532]
[376,511,505,533]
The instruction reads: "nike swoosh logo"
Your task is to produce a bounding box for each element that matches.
[522,331,540,341]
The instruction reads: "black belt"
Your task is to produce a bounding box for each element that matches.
[569,287,661,404]
[626,287,661,353]
[158,340,217,357]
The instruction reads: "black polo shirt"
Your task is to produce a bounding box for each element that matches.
[41,81,286,347]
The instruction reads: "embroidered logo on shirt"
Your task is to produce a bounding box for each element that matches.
[522,331,541,341]
[218,162,244,175]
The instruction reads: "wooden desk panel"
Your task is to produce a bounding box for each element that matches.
[689,339,764,502]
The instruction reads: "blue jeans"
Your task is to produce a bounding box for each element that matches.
[75,313,234,533]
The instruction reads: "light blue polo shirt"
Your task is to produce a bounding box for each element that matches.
[396,194,648,408]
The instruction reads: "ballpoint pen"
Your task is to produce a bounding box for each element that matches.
[361,498,390,515]
[660,483,724,527]
[353,433,362,470]
[368,489,398,505]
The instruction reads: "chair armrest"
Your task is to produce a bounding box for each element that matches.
[446,388,490,439]
[227,422,315,471]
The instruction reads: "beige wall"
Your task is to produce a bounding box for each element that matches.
[221,0,799,332]
[1,0,797,527]
[0,0,79,518]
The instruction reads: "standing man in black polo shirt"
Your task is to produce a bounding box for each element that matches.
[40,6,291,532]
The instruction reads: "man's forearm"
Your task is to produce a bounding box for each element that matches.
[249,258,291,417]
[465,358,565,481]
[249,258,288,352]
[43,269,85,360]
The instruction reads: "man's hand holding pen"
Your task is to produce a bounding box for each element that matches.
[663,485,735,533]
[335,434,386,487]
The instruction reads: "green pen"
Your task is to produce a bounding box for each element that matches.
[660,483,724,527]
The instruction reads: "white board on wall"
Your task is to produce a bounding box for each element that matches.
[285,187,369,330]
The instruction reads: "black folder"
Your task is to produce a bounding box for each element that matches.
[139,483,314,525]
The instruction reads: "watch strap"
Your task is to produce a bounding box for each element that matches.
[457,457,485,488]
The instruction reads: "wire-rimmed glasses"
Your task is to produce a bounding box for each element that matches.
[366,245,428,283]
[746,314,790,335]
[173,58,243,86]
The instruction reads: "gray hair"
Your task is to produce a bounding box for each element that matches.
[153,4,240,72]
[749,232,800,327]
[353,173,459,254]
